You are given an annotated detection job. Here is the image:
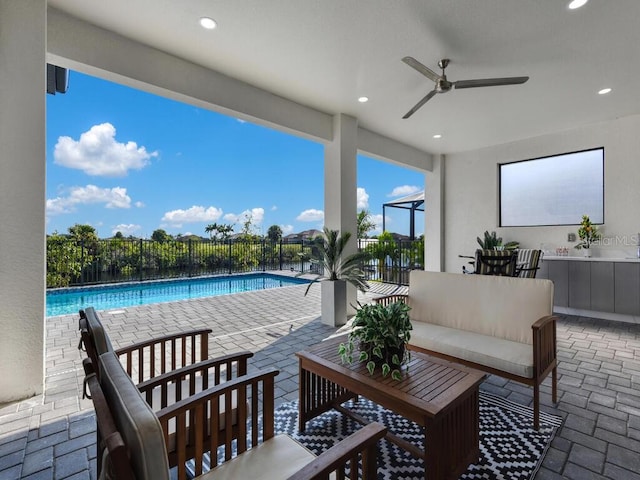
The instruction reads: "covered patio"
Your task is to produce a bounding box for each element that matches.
[1,285,640,479]
[2,1,640,478]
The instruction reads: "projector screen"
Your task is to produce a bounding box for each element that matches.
[499,148,604,227]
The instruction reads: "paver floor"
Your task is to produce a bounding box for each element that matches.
[0,280,639,479]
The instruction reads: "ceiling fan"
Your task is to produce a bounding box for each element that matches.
[401,57,529,119]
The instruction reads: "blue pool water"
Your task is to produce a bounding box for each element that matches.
[46,273,310,317]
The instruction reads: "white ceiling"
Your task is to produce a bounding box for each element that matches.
[49,0,640,155]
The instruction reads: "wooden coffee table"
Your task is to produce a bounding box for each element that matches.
[296,336,486,480]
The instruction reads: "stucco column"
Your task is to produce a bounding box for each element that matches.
[425,154,445,272]
[0,0,46,402]
[323,114,358,325]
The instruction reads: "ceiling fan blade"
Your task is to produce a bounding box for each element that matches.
[454,76,529,89]
[402,56,440,83]
[403,90,437,119]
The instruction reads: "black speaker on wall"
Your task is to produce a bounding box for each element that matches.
[46,63,69,95]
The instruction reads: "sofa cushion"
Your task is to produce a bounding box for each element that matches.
[408,271,554,345]
[98,351,170,480]
[410,321,534,378]
[197,434,317,480]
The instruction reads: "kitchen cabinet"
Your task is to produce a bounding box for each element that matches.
[568,261,590,309]
[614,263,640,315]
[547,260,568,307]
[590,262,614,313]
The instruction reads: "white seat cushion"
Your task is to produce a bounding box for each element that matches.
[197,434,317,480]
[410,321,534,378]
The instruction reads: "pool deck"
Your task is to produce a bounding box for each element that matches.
[1,278,640,479]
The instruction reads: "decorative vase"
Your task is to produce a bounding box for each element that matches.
[583,248,591,258]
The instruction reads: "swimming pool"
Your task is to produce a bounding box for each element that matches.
[46,273,310,317]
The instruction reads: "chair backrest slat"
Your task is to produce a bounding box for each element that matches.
[474,249,518,276]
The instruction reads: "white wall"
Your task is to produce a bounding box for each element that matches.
[0,0,46,403]
[444,114,640,273]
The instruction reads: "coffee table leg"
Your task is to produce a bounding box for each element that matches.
[424,388,480,480]
[298,361,307,432]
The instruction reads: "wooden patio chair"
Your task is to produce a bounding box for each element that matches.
[84,353,387,480]
[79,306,254,475]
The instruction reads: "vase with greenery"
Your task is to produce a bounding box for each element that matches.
[574,215,601,256]
[338,301,412,380]
[301,227,370,326]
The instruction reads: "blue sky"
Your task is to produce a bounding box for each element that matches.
[46,72,424,239]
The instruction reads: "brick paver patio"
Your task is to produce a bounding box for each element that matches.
[1,280,639,479]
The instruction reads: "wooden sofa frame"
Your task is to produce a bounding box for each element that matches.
[374,294,557,430]
[84,355,387,480]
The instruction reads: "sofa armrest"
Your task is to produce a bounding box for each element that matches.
[286,422,387,480]
[115,328,213,384]
[531,315,557,376]
[156,368,279,480]
[136,351,254,408]
[372,294,408,306]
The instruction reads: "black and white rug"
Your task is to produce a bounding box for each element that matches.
[188,392,562,480]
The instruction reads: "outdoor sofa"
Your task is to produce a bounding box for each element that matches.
[375,270,558,429]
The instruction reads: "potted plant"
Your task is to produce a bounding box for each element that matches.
[338,301,412,380]
[574,215,601,257]
[477,230,519,250]
[302,227,370,326]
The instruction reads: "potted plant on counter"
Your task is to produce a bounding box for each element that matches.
[338,301,412,380]
[574,215,601,257]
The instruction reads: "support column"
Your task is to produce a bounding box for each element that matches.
[323,114,358,326]
[425,155,445,272]
[0,0,46,402]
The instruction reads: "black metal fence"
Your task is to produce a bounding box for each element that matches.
[46,237,424,288]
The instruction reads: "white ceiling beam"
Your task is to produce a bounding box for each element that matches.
[47,7,333,143]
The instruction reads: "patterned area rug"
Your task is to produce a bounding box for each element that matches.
[186,392,562,480]
[275,392,562,480]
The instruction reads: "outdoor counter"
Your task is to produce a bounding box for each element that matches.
[538,256,640,323]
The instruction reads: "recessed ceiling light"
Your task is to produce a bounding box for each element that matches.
[433,134,442,139]
[358,96,369,103]
[199,17,217,29]
[568,0,588,10]
[598,88,612,95]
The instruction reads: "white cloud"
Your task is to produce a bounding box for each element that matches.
[112,224,141,236]
[357,187,369,210]
[388,185,421,197]
[296,209,324,222]
[370,214,385,232]
[281,224,294,235]
[46,185,132,215]
[53,122,157,177]
[271,205,278,211]
[223,208,265,227]
[161,205,223,228]
[134,201,145,208]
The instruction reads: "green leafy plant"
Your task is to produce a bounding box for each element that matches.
[476,230,519,250]
[574,215,601,250]
[301,227,370,295]
[338,301,412,381]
